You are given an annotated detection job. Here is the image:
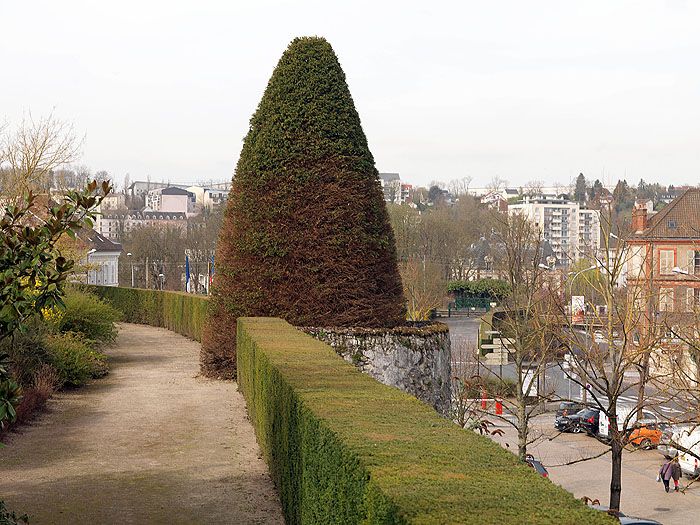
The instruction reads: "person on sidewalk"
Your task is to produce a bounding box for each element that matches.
[671,456,682,492]
[659,458,673,493]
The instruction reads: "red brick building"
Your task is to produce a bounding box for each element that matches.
[627,188,700,379]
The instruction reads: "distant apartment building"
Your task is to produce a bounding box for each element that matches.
[480,188,519,212]
[186,186,228,210]
[100,193,127,210]
[379,173,412,204]
[145,187,196,217]
[508,196,600,267]
[128,181,189,199]
[99,210,188,241]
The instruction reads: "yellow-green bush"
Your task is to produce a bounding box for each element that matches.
[90,287,208,341]
[237,318,614,525]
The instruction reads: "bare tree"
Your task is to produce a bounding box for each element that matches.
[523,179,545,197]
[475,213,561,460]
[553,211,672,512]
[399,258,445,321]
[486,175,508,195]
[447,176,473,198]
[0,112,82,198]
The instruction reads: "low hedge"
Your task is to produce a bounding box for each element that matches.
[237,317,613,525]
[90,286,208,341]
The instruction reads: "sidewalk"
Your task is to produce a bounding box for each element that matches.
[0,323,283,524]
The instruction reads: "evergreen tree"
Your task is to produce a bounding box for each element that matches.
[590,179,604,200]
[613,179,634,212]
[201,37,406,378]
[574,173,587,203]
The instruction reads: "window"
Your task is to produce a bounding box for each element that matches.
[628,246,644,279]
[688,288,700,312]
[659,288,674,312]
[668,219,678,229]
[695,250,700,273]
[659,249,675,274]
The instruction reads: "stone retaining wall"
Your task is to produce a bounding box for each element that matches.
[301,324,451,415]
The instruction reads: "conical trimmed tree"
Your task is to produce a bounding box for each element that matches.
[201,37,406,378]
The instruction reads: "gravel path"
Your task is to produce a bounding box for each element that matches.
[0,323,284,524]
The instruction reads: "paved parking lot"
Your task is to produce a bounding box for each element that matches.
[486,414,699,524]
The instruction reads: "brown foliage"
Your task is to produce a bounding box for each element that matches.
[201,38,405,378]
[202,163,405,378]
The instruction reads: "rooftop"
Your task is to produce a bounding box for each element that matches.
[631,187,700,240]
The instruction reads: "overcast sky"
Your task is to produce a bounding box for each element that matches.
[3,1,699,190]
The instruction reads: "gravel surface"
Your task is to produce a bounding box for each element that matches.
[0,323,284,525]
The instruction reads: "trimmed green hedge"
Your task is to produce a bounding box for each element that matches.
[237,317,613,525]
[90,286,208,341]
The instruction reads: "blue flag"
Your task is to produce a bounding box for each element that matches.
[185,254,191,292]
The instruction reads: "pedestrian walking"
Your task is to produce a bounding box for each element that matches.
[671,456,682,492]
[658,458,673,493]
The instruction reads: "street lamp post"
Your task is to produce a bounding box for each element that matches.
[567,263,600,403]
[127,252,134,288]
[86,248,97,284]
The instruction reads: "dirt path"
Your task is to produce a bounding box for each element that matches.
[0,323,284,524]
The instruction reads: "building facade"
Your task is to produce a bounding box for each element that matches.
[99,211,188,241]
[378,173,412,204]
[83,231,122,287]
[627,189,700,381]
[508,196,600,267]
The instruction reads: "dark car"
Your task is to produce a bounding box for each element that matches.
[555,401,586,418]
[555,408,600,435]
[524,454,548,478]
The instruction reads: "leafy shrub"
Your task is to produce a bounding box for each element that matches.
[447,278,511,299]
[0,321,52,387]
[237,318,613,524]
[2,364,59,431]
[54,287,121,345]
[46,332,108,387]
[202,36,405,379]
[461,375,518,399]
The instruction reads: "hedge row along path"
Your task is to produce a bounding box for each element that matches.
[0,323,283,524]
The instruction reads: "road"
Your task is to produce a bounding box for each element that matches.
[487,414,699,523]
[444,317,687,421]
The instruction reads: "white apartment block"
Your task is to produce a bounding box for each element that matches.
[379,173,412,204]
[145,187,197,217]
[508,196,600,267]
[186,186,228,210]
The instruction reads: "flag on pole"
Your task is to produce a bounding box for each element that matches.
[185,254,191,293]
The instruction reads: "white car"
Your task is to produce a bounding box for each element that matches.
[598,407,656,440]
[676,427,700,478]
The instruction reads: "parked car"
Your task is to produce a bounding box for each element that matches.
[555,401,586,418]
[627,419,667,449]
[676,427,700,478]
[524,454,548,478]
[555,408,600,435]
[598,407,656,441]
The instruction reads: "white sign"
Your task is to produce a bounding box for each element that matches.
[522,368,537,396]
[571,295,585,322]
